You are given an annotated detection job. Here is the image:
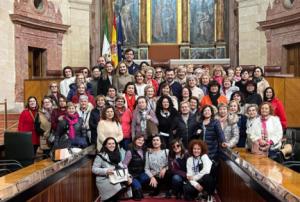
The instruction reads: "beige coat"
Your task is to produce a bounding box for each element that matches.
[39,111,52,150]
[97,120,123,151]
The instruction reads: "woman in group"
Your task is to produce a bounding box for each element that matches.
[122,135,149,200]
[189,96,199,115]
[180,87,192,102]
[244,80,263,107]
[60,66,75,98]
[38,96,53,155]
[156,95,179,147]
[200,80,227,108]
[216,103,239,148]
[247,102,283,159]
[145,67,159,93]
[122,82,138,111]
[158,82,178,110]
[92,137,131,202]
[199,74,210,95]
[154,66,165,85]
[245,104,259,149]
[175,65,187,87]
[71,83,96,107]
[54,102,88,149]
[76,95,93,144]
[186,75,204,101]
[230,91,246,114]
[233,66,242,82]
[134,71,147,96]
[221,77,239,101]
[131,96,158,141]
[212,65,225,86]
[51,96,67,131]
[228,100,248,147]
[89,95,106,145]
[168,139,189,199]
[252,66,270,98]
[115,96,133,150]
[144,85,157,111]
[263,87,287,131]
[47,81,63,108]
[18,96,40,153]
[106,86,117,107]
[67,73,93,101]
[145,135,171,197]
[184,140,215,201]
[98,61,114,96]
[113,62,134,94]
[81,67,92,82]
[97,106,123,151]
[139,61,150,73]
[235,69,251,96]
[198,105,226,161]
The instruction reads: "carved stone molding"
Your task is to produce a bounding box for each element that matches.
[11,0,70,102]
[257,0,300,69]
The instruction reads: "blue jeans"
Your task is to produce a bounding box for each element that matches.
[131,172,150,190]
[172,174,184,193]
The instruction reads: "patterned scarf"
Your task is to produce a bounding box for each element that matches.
[64,112,79,139]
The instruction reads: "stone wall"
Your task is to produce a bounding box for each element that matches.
[238,0,274,67]
[0,0,92,111]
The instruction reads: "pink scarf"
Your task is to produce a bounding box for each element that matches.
[64,113,79,139]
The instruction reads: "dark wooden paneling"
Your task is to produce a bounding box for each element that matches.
[149,45,180,62]
[27,160,97,202]
[218,160,267,202]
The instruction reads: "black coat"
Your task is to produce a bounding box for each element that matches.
[174,113,199,148]
[89,108,102,144]
[97,77,111,96]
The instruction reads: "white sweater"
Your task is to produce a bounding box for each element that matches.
[97,120,123,151]
[60,77,75,97]
[186,154,212,188]
[247,115,283,150]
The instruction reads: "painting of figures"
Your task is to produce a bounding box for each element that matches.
[190,0,215,45]
[152,0,177,43]
[115,0,139,45]
[191,48,215,59]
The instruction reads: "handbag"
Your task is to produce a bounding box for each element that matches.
[108,168,129,184]
[251,141,269,156]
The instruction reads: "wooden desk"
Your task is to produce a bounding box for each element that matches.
[0,146,97,201]
[218,148,300,202]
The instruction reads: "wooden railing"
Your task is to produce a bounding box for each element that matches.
[0,99,8,130]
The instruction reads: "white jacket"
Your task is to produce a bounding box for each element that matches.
[247,115,283,150]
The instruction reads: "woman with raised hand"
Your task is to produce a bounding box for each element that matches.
[92,137,131,202]
[184,139,216,202]
[145,135,171,198]
[122,135,149,200]
[97,106,123,151]
[169,139,189,199]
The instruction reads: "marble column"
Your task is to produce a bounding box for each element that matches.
[181,0,189,43]
[216,0,225,42]
[140,0,147,44]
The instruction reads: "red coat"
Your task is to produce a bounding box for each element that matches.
[271,97,287,129]
[18,109,40,145]
[71,93,96,107]
[121,109,133,139]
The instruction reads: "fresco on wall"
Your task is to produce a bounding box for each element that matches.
[115,0,139,45]
[190,0,215,45]
[152,0,177,43]
[191,48,215,59]
[216,47,226,58]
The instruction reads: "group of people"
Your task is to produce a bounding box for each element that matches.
[17,48,288,201]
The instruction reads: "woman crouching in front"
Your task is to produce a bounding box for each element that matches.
[92,137,131,202]
[184,139,216,202]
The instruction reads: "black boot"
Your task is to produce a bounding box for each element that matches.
[149,188,159,196]
[132,189,142,201]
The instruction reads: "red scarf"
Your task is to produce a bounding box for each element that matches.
[125,94,135,111]
[64,113,79,139]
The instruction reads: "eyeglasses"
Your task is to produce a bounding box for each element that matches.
[172,144,180,149]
